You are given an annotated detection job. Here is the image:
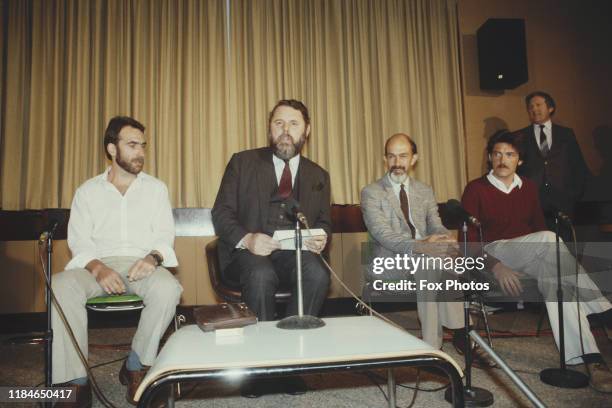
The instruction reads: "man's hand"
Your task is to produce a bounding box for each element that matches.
[127,256,157,282]
[243,233,281,256]
[304,234,327,254]
[87,260,125,295]
[492,262,524,297]
[419,234,458,258]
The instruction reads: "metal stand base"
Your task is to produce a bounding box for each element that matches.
[276,315,326,330]
[540,368,589,388]
[445,386,494,407]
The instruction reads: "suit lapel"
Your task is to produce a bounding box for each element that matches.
[549,124,563,156]
[525,125,544,158]
[255,148,276,226]
[297,157,312,215]
[381,176,407,226]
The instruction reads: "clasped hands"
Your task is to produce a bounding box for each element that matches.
[243,232,327,256]
[418,233,460,258]
[87,255,158,295]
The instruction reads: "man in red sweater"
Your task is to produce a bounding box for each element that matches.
[461,130,612,393]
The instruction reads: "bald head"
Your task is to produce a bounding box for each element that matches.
[384,133,417,156]
[384,133,418,183]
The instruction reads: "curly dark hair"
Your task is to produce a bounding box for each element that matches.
[103,116,145,160]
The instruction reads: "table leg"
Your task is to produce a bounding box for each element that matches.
[387,368,396,408]
[167,384,175,408]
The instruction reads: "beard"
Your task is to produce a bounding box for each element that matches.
[116,147,144,175]
[388,166,408,184]
[270,132,306,160]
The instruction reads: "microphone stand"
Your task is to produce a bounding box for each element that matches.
[44,230,54,391]
[7,228,56,401]
[277,220,325,330]
[445,222,494,406]
[540,217,588,388]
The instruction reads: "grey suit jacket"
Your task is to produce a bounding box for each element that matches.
[360,175,447,281]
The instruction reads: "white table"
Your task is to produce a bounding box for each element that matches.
[135,315,464,407]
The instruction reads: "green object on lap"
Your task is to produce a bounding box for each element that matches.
[86,294,144,311]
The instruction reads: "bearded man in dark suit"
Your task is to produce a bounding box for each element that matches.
[212,99,331,322]
[517,91,590,234]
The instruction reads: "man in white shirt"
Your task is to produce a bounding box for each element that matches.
[51,116,182,407]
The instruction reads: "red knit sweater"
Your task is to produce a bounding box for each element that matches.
[461,176,547,243]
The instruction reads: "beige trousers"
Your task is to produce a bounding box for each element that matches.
[51,256,183,383]
[486,231,612,364]
[413,266,465,349]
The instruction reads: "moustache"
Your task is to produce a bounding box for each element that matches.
[496,164,509,169]
[390,166,406,172]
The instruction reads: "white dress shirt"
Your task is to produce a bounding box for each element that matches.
[486,170,523,194]
[533,119,552,150]
[272,153,300,186]
[65,168,178,270]
[386,174,422,239]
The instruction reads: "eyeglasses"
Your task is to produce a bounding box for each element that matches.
[491,151,518,159]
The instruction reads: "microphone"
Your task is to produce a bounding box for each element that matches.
[39,220,60,243]
[284,197,311,229]
[446,199,481,228]
[545,207,573,225]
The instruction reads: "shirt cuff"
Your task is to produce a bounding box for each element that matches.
[153,244,179,267]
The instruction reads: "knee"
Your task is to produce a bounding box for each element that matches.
[146,268,182,304]
[534,230,556,243]
[242,262,279,290]
[303,256,330,288]
[52,270,81,300]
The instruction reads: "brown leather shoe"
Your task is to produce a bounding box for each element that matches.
[452,339,497,369]
[119,360,150,405]
[586,362,612,393]
[53,381,92,408]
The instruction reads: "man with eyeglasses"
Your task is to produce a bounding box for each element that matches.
[460,130,612,393]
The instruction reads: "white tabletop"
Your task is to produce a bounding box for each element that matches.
[135,315,461,401]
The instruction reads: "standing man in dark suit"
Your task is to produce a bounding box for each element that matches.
[212,99,331,323]
[517,91,590,234]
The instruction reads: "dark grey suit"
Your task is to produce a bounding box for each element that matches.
[212,147,331,320]
[361,175,463,348]
[517,124,589,229]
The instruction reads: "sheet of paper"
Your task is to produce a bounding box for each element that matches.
[272,228,326,251]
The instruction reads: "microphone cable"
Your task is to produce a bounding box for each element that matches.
[37,239,119,408]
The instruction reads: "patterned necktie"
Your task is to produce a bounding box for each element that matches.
[399,184,416,238]
[539,124,550,156]
[278,160,292,198]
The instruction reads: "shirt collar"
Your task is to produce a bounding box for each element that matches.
[272,152,300,169]
[486,170,523,194]
[99,167,145,190]
[533,119,552,131]
[386,173,410,190]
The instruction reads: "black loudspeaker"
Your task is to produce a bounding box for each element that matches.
[477,18,528,90]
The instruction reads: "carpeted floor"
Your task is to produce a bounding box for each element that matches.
[1,307,611,407]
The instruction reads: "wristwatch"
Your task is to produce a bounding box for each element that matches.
[149,251,163,267]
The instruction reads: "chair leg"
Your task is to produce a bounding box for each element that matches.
[536,305,547,337]
[172,313,186,398]
[473,297,493,349]
[480,300,493,348]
